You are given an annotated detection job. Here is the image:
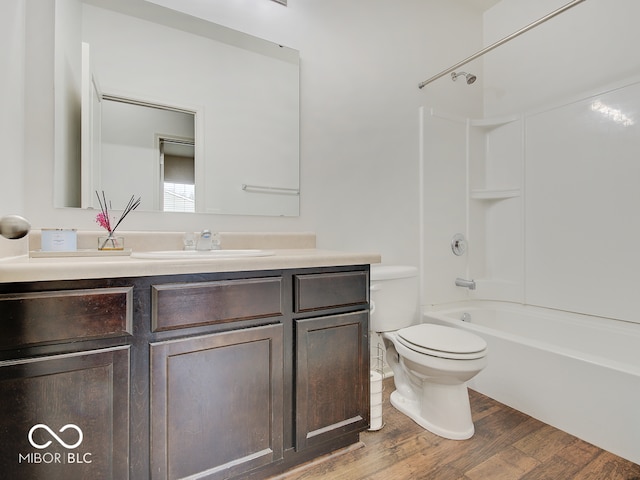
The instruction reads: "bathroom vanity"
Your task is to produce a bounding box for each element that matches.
[0,241,378,479]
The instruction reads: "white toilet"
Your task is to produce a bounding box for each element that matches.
[370,265,488,440]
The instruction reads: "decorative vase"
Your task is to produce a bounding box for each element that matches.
[98,234,124,251]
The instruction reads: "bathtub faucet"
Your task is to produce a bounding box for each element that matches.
[455,277,476,290]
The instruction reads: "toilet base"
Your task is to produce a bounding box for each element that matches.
[389,388,475,440]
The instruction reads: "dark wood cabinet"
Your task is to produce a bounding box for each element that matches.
[0,264,370,479]
[150,324,284,480]
[295,311,369,450]
[0,346,130,480]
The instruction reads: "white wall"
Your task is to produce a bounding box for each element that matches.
[5,0,482,268]
[0,0,26,215]
[483,0,640,117]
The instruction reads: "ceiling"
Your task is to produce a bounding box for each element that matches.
[463,0,502,12]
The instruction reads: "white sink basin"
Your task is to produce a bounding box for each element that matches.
[131,249,275,259]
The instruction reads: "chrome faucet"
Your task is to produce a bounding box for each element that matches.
[196,230,213,251]
[455,277,476,290]
[196,230,220,251]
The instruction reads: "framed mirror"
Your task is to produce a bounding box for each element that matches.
[54,0,300,216]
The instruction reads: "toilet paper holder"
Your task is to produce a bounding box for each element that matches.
[369,343,385,431]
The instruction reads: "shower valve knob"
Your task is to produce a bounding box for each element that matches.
[451,233,467,256]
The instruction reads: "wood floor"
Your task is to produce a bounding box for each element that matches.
[273,378,640,480]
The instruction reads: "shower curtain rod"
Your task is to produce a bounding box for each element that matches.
[418,0,587,89]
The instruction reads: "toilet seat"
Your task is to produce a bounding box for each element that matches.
[396,324,487,360]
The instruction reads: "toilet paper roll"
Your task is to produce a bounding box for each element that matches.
[370,370,383,395]
[370,382,383,411]
[369,370,384,431]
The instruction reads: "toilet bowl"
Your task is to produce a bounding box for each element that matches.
[371,265,487,440]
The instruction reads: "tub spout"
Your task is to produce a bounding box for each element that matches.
[455,277,476,290]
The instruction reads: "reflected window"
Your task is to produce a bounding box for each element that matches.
[164,182,195,212]
[161,139,195,212]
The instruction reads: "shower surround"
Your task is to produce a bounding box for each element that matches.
[420,0,640,465]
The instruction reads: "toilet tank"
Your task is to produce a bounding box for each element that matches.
[370,265,418,332]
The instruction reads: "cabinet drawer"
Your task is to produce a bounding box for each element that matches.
[294,271,368,313]
[0,287,133,349]
[152,277,283,332]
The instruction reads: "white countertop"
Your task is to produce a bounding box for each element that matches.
[0,248,382,283]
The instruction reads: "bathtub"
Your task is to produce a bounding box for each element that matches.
[422,301,640,465]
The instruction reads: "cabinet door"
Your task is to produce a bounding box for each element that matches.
[150,324,284,480]
[0,346,130,480]
[295,311,369,450]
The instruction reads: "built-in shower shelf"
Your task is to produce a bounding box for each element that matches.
[470,115,520,130]
[471,188,521,200]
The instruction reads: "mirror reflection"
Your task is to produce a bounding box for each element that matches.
[97,97,196,213]
[54,0,300,216]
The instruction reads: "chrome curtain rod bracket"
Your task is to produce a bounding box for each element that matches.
[418,0,588,89]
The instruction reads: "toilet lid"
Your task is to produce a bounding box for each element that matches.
[397,324,487,360]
